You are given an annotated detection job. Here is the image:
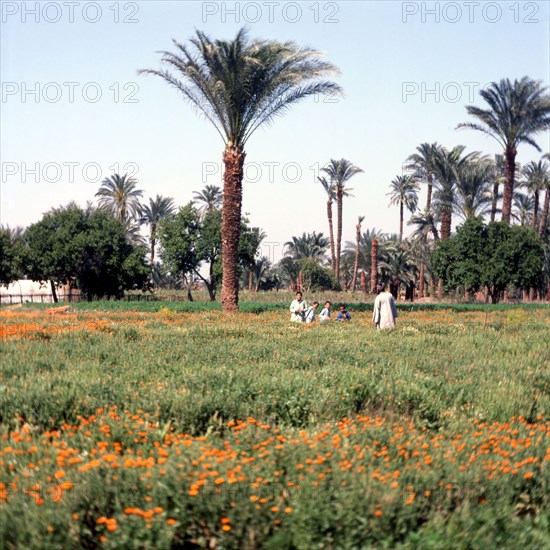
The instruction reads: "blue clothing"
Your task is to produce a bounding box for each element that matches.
[336,311,351,321]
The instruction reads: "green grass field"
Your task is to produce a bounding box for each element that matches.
[1,302,549,548]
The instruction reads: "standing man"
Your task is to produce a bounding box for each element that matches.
[290,291,307,323]
[373,282,398,329]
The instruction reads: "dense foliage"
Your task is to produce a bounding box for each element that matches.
[433,218,544,302]
[23,205,149,300]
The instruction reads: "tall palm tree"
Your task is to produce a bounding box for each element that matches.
[522,160,549,229]
[488,154,506,222]
[431,146,480,240]
[351,216,365,291]
[387,175,419,241]
[457,77,550,223]
[539,153,550,238]
[141,28,341,312]
[95,173,143,224]
[193,185,222,218]
[406,142,441,210]
[318,176,336,273]
[141,195,176,266]
[284,232,329,261]
[321,158,363,281]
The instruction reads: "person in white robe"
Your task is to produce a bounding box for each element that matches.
[289,292,307,323]
[373,282,398,329]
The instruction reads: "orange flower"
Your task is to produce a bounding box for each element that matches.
[167,518,177,526]
[374,510,383,517]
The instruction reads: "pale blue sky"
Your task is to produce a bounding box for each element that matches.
[1,0,549,261]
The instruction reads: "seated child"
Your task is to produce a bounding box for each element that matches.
[319,300,332,322]
[336,303,351,322]
[304,301,319,323]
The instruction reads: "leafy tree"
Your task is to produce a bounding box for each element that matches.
[457,77,550,222]
[24,204,148,301]
[433,217,544,303]
[158,203,202,294]
[297,258,341,292]
[141,28,341,312]
[159,205,264,301]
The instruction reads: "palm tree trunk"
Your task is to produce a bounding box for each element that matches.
[531,190,539,229]
[327,200,335,273]
[426,173,433,211]
[490,183,499,222]
[150,227,156,266]
[370,239,378,292]
[351,222,361,291]
[221,145,246,312]
[336,188,343,282]
[419,264,425,298]
[440,209,452,240]
[539,189,549,238]
[399,201,404,241]
[501,145,517,223]
[360,271,367,293]
[248,271,254,292]
[438,208,452,300]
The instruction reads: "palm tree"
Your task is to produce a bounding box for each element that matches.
[377,240,417,298]
[252,256,272,291]
[454,159,493,220]
[522,160,549,229]
[141,195,176,266]
[284,232,329,261]
[431,146,480,240]
[95,173,143,224]
[512,192,534,226]
[193,185,222,218]
[321,158,363,281]
[488,155,506,222]
[409,209,440,241]
[539,153,550,238]
[406,142,441,210]
[141,28,341,312]
[387,175,419,240]
[318,176,336,272]
[457,77,550,223]
[351,216,365,291]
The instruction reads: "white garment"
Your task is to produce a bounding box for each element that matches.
[319,307,331,322]
[373,292,398,329]
[304,306,317,323]
[290,298,307,323]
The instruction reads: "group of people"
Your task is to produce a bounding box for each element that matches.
[289,282,398,330]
